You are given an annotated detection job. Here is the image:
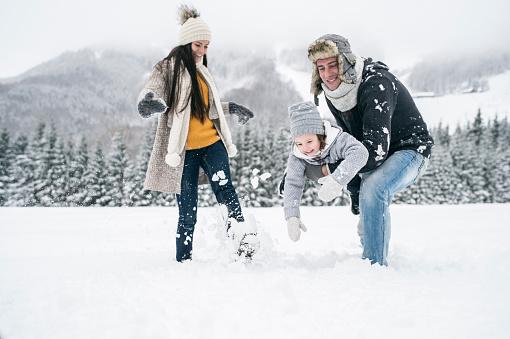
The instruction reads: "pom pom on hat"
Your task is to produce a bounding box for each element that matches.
[178,4,200,25]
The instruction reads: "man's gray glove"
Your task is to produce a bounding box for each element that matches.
[229,102,254,125]
[287,217,307,242]
[317,175,344,202]
[138,92,167,118]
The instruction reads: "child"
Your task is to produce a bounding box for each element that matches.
[283,101,368,241]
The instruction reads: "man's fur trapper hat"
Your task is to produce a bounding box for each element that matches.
[308,34,358,104]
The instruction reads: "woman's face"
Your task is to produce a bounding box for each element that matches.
[294,133,321,156]
[191,40,209,63]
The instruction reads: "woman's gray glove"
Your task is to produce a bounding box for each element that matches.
[138,92,167,118]
[229,102,254,125]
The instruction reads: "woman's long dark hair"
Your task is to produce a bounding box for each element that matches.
[164,43,208,122]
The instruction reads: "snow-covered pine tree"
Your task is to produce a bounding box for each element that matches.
[64,141,77,205]
[51,139,69,206]
[29,123,50,205]
[244,127,265,206]
[464,110,491,202]
[106,133,131,206]
[0,129,13,206]
[490,115,501,147]
[244,130,267,207]
[83,146,110,206]
[485,115,510,202]
[233,126,258,207]
[500,117,510,145]
[66,137,89,206]
[254,128,281,206]
[10,135,28,156]
[127,125,159,206]
[470,109,484,147]
[157,191,176,207]
[434,132,466,204]
[405,142,461,204]
[273,127,293,205]
[495,117,510,202]
[6,134,35,206]
[450,124,477,203]
[37,126,68,206]
[435,122,451,147]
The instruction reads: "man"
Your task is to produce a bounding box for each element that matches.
[308,34,434,265]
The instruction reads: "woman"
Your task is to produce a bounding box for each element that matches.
[137,5,257,262]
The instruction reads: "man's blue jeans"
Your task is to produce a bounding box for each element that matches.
[359,150,429,266]
[175,140,243,261]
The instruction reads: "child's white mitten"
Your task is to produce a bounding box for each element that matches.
[287,217,307,241]
[317,175,343,202]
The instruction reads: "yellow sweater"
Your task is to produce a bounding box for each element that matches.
[186,73,220,149]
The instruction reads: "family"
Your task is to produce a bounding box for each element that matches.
[137,5,434,266]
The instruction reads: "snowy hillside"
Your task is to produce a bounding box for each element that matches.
[412,71,510,127]
[0,47,300,152]
[1,205,509,339]
[277,59,510,128]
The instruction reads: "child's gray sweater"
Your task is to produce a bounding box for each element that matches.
[284,120,368,219]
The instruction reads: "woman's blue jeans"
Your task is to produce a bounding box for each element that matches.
[175,141,243,261]
[359,150,429,266]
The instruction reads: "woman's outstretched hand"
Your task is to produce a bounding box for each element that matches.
[229,102,254,125]
[138,92,167,118]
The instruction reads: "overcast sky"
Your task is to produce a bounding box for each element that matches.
[1,0,509,77]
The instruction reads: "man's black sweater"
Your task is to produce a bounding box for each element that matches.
[325,59,434,173]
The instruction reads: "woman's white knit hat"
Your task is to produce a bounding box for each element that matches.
[178,5,211,46]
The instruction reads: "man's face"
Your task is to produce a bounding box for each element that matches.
[316,56,341,91]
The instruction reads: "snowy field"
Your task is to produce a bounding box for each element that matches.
[1,204,510,339]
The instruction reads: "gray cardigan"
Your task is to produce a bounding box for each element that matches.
[283,120,368,219]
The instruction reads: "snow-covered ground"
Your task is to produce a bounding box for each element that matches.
[1,205,509,339]
[276,59,510,128]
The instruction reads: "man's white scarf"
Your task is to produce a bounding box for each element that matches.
[322,55,364,112]
[164,62,235,167]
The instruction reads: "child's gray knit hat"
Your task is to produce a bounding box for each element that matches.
[288,101,325,138]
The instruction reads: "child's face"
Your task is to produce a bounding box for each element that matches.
[294,134,321,156]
